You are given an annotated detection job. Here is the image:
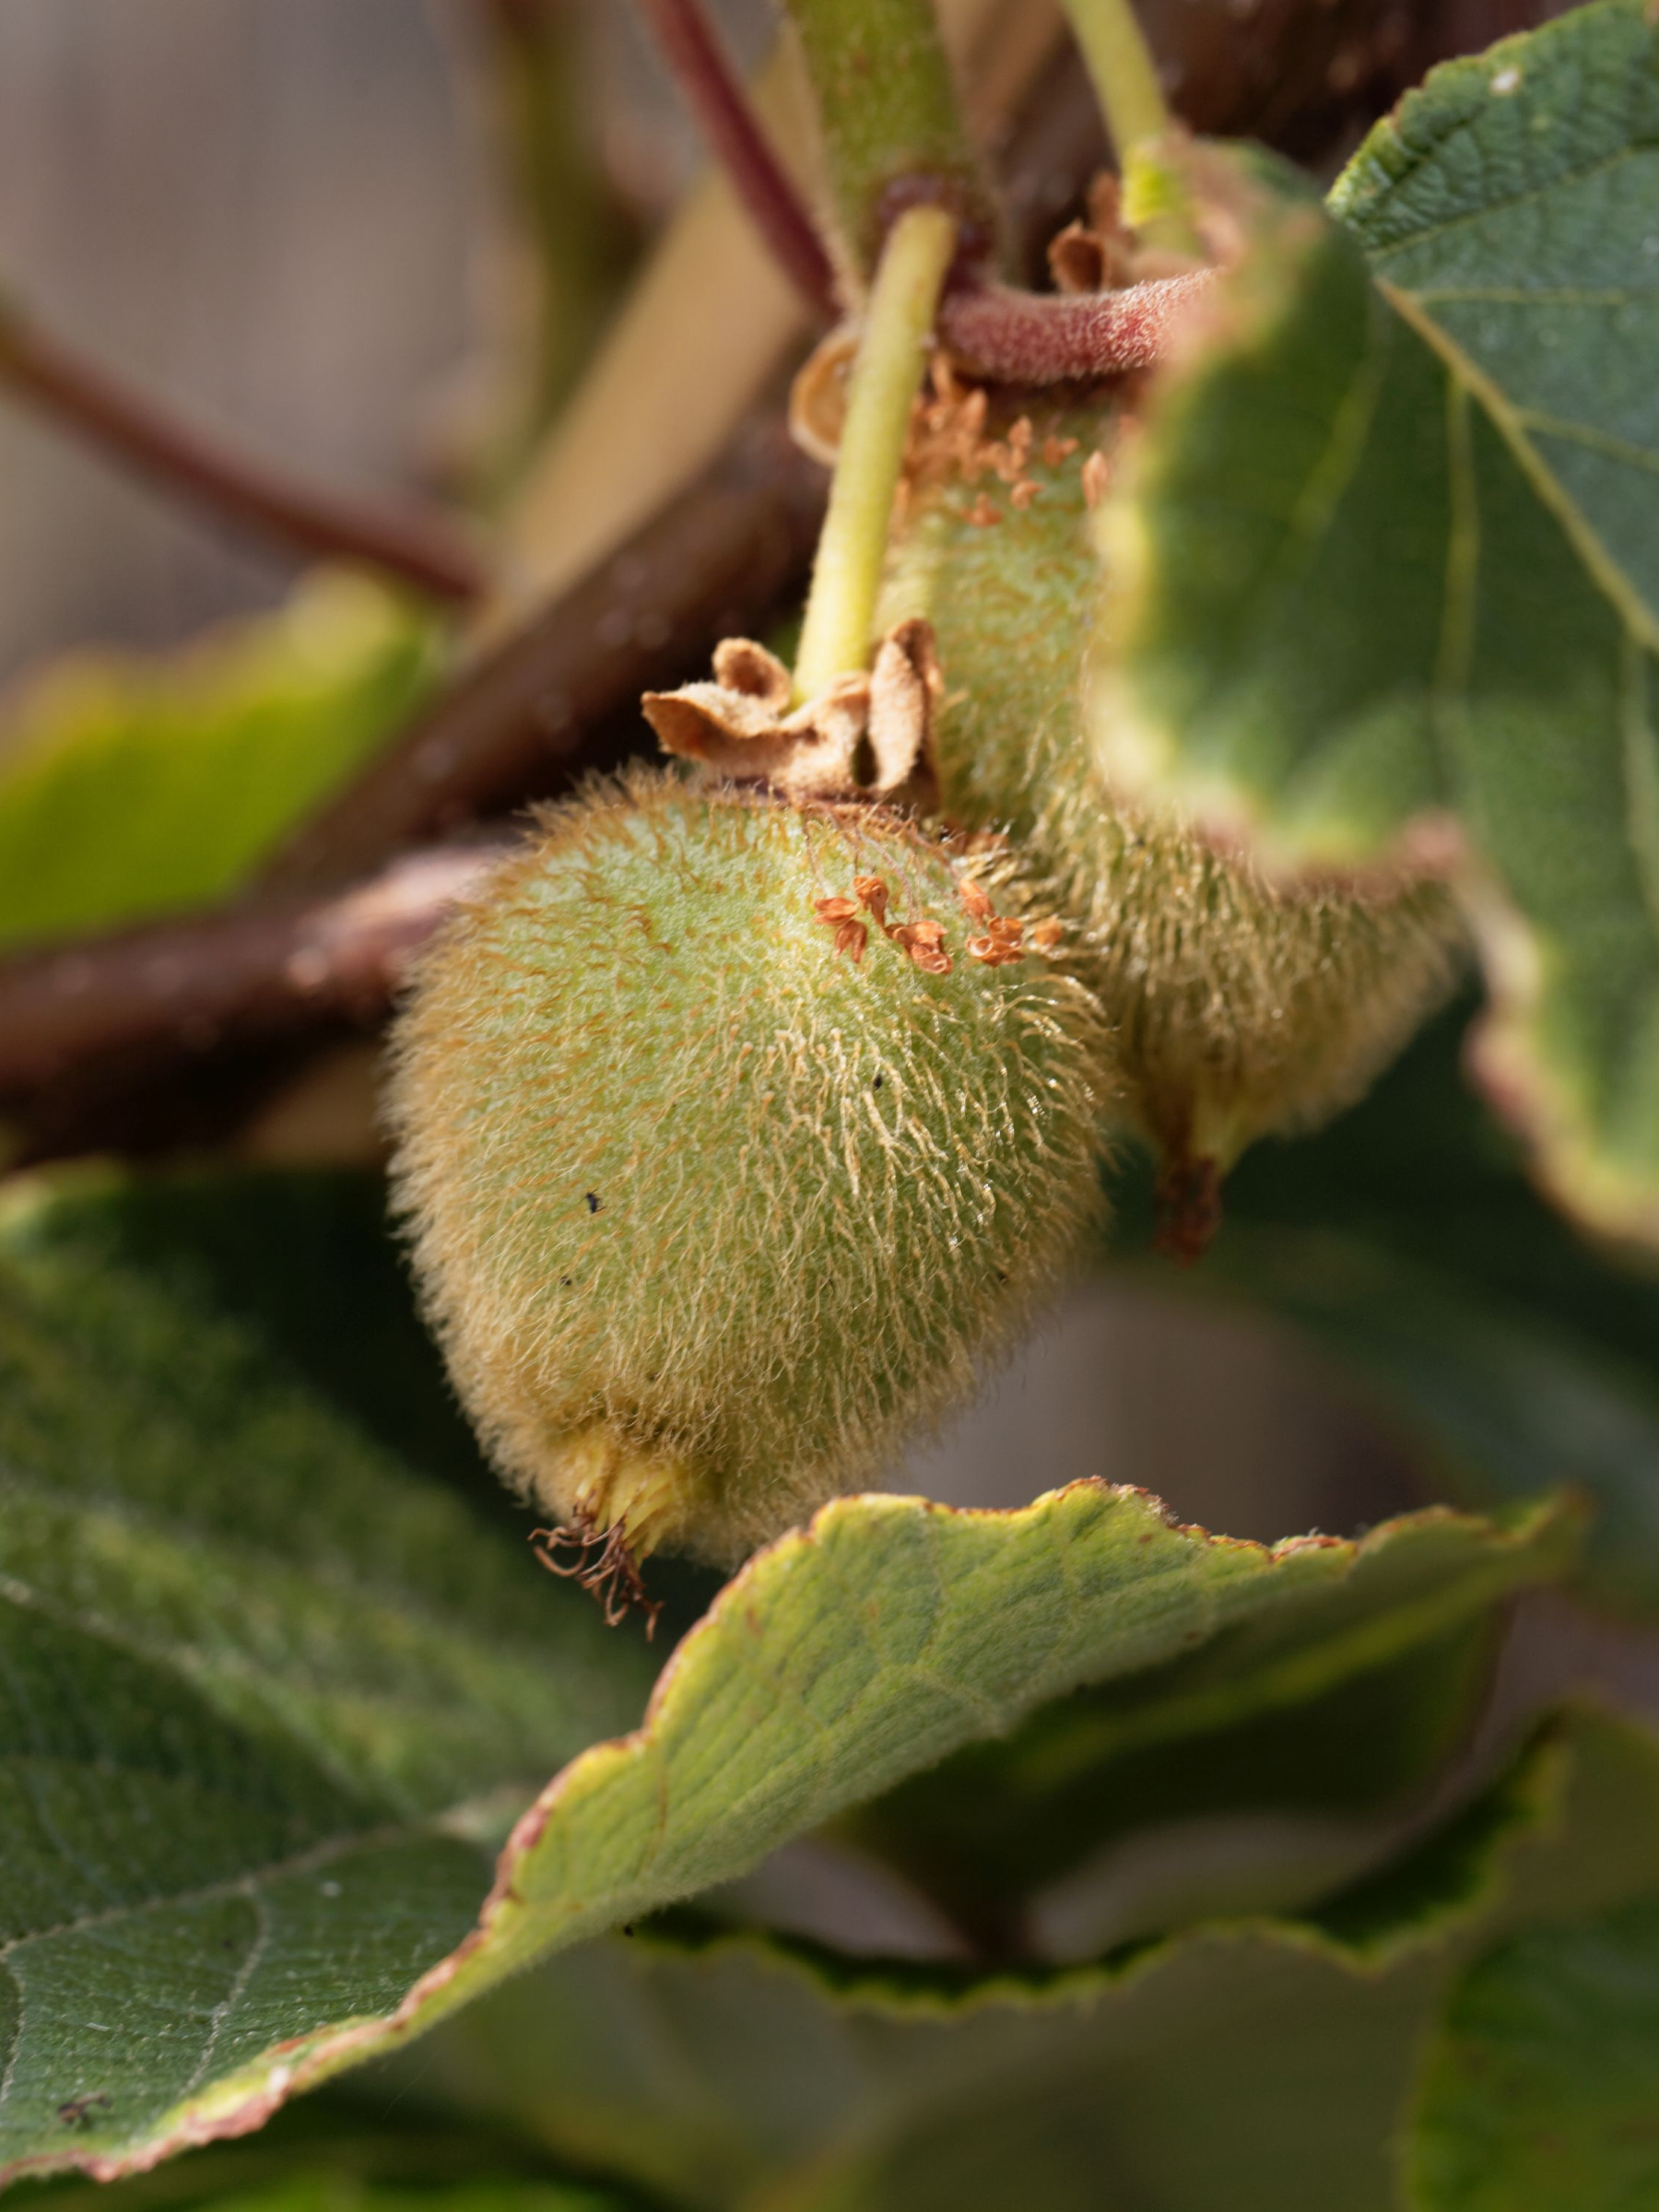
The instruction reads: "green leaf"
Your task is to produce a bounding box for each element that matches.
[1407,1898,1659,2208]
[0,1173,658,2186]
[1093,12,1659,1241]
[848,1481,1545,1945]
[1205,1223,1659,1616]
[382,1710,1659,2212]
[127,2182,633,2212]
[20,2078,651,2212]
[0,570,440,953]
[28,2103,643,2212]
[778,0,987,267]
[180,1484,1572,2142]
[1331,0,1659,638]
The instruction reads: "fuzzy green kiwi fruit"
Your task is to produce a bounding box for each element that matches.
[389,771,1108,1579]
[876,398,1465,1217]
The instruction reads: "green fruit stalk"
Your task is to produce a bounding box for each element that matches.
[389,771,1108,1581]
[877,394,1465,1216]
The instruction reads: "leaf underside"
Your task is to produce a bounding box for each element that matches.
[371,1708,1659,2212]
[1097,0,1659,1241]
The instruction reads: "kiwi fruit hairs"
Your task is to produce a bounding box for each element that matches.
[875,385,1465,1246]
[388,770,1109,1585]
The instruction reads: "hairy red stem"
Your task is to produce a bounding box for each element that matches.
[633,0,841,321]
[0,305,486,604]
[938,269,1214,382]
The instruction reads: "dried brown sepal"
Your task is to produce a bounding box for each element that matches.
[887,913,953,974]
[642,620,941,807]
[787,323,859,467]
[1031,918,1065,951]
[815,895,859,922]
[713,634,793,708]
[832,917,869,962]
[966,935,1023,967]
[1046,171,1201,299]
[958,878,994,921]
[853,874,889,928]
[1048,220,1112,296]
[530,1520,664,1638]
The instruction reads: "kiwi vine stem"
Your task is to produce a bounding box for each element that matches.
[264,408,825,889]
[629,0,1199,389]
[633,0,841,322]
[0,843,502,1108]
[1054,0,1200,258]
[937,268,1211,381]
[1057,0,1171,159]
[793,202,957,699]
[0,297,485,605]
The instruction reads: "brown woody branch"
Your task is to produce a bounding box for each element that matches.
[0,844,499,1106]
[0,300,486,604]
[265,407,826,888]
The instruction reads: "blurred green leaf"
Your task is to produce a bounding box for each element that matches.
[1407,1898,1659,2208]
[0,570,440,953]
[0,1171,658,2187]
[1138,1006,1659,1618]
[848,1485,1546,1946]
[1095,3,1659,1241]
[126,2182,631,2212]
[24,2100,644,2212]
[385,1710,1659,2212]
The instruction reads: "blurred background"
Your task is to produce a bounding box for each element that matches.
[0,0,771,672]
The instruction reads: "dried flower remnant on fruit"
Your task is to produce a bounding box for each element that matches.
[642,620,941,807]
[853,874,889,928]
[532,1519,664,1637]
[389,772,1111,1583]
[831,872,964,976]
[1048,171,1206,294]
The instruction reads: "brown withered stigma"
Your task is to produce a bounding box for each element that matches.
[531,1516,665,1639]
[808,869,1068,981]
[641,618,942,809]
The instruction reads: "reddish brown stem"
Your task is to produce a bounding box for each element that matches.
[0,304,486,604]
[633,0,841,321]
[0,844,499,1105]
[264,408,826,889]
[938,269,1213,382]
